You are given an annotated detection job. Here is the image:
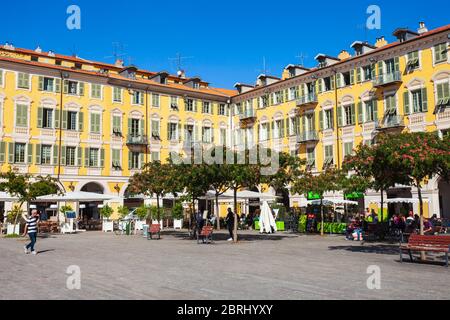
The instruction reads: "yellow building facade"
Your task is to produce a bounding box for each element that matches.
[0,22,449,219]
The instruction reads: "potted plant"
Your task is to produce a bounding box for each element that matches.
[6,205,22,236]
[150,205,163,229]
[172,202,184,230]
[100,204,114,232]
[59,204,74,234]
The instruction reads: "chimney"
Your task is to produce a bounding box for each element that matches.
[48,50,55,57]
[177,69,186,79]
[115,59,124,68]
[338,50,351,60]
[375,36,388,48]
[35,46,42,53]
[418,21,428,34]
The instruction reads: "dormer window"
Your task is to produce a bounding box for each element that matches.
[193,82,200,89]
[31,56,39,62]
[74,63,82,70]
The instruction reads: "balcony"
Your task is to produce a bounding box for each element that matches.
[296,93,318,107]
[297,131,319,143]
[376,116,405,131]
[239,109,256,121]
[127,135,148,145]
[373,71,401,87]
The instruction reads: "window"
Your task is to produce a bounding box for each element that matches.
[407,51,420,70]
[129,152,140,169]
[260,123,269,141]
[220,128,227,145]
[112,116,121,135]
[306,147,315,168]
[14,143,26,163]
[55,60,62,66]
[41,145,52,165]
[218,104,226,116]
[184,124,194,143]
[151,151,160,162]
[17,73,30,89]
[170,96,178,109]
[15,104,28,127]
[434,43,448,64]
[363,65,374,81]
[323,77,332,91]
[42,108,53,128]
[130,119,141,137]
[342,72,351,87]
[67,112,78,131]
[343,105,355,126]
[112,149,121,169]
[64,80,84,95]
[363,100,376,122]
[168,123,178,141]
[202,126,212,143]
[31,56,39,62]
[151,120,160,139]
[260,95,269,108]
[202,101,211,114]
[152,93,160,107]
[385,94,397,115]
[89,148,99,167]
[324,145,334,166]
[113,87,122,103]
[186,99,194,112]
[324,109,333,130]
[411,90,424,113]
[344,142,354,157]
[90,84,102,99]
[90,113,101,133]
[436,82,450,107]
[289,87,299,100]
[133,91,144,105]
[66,147,76,166]
[39,77,56,92]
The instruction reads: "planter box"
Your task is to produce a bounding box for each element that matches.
[7,224,20,235]
[173,219,183,230]
[60,219,75,234]
[254,221,285,232]
[102,221,114,232]
[135,220,145,231]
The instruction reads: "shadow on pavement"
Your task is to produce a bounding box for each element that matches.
[328,244,400,255]
[162,230,293,242]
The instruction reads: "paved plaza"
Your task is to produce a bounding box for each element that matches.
[0,230,449,300]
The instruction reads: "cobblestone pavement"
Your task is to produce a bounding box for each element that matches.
[0,230,449,300]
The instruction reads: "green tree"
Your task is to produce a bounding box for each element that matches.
[100,204,114,220]
[292,168,341,236]
[117,206,130,219]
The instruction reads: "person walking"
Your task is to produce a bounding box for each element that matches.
[22,209,40,255]
[225,208,235,241]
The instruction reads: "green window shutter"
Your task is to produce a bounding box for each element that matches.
[84,148,90,167]
[394,57,400,72]
[54,109,60,129]
[319,111,324,130]
[8,142,14,163]
[140,119,145,136]
[178,123,182,141]
[403,91,410,115]
[357,102,363,124]
[337,105,343,127]
[0,142,5,163]
[63,80,69,93]
[140,153,145,169]
[437,83,443,100]
[356,68,362,83]
[100,149,105,168]
[78,112,84,131]
[301,116,306,133]
[377,61,383,76]
[286,118,290,136]
[55,78,61,93]
[35,144,41,164]
[350,70,355,85]
[336,74,341,88]
[77,147,82,166]
[350,104,356,125]
[301,84,306,97]
[372,99,378,121]
[167,122,170,140]
[37,107,43,128]
[444,83,450,99]
[140,92,145,105]
[421,88,428,112]
[61,146,66,166]
[318,79,323,93]
[330,75,335,90]
[38,76,44,91]
[128,151,132,170]
[53,145,58,165]
[62,111,68,130]
[78,82,85,96]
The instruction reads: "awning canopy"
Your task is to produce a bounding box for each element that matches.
[307,198,358,206]
[202,190,278,201]
[369,198,429,204]
[0,192,18,201]
[34,191,117,203]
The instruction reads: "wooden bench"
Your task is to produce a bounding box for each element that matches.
[400,234,450,267]
[147,224,161,240]
[197,226,213,244]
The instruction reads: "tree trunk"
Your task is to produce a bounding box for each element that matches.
[233,188,238,243]
[13,200,26,236]
[417,182,426,261]
[380,188,384,224]
[215,193,221,230]
[320,198,324,236]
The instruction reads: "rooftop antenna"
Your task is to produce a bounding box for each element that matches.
[127,56,135,66]
[104,42,127,62]
[357,23,370,43]
[168,53,193,76]
[295,52,308,67]
[256,56,270,75]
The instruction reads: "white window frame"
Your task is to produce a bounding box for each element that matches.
[323,107,333,130]
[112,87,123,104]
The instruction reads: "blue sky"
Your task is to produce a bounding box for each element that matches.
[1,0,449,89]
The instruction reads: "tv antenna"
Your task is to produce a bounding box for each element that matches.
[357,23,370,43]
[168,53,193,75]
[256,56,270,75]
[104,42,127,62]
[295,52,308,66]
